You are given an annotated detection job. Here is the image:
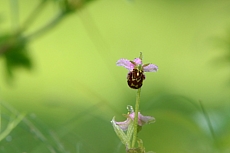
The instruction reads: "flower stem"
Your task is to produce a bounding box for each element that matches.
[27,11,66,41]
[131,88,141,148]
[21,0,47,32]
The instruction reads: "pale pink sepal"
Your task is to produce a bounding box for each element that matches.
[133,58,142,65]
[116,58,135,71]
[129,112,155,126]
[143,64,158,72]
[114,112,155,131]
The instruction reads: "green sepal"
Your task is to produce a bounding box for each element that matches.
[126,120,134,149]
[111,117,129,146]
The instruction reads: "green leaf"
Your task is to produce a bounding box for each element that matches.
[111,117,129,147]
[0,113,25,142]
[0,34,32,78]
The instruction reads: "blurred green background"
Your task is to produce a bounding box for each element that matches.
[0,0,230,152]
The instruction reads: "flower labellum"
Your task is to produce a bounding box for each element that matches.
[116,56,158,89]
[127,68,145,89]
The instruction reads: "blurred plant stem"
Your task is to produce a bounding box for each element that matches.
[0,113,25,142]
[19,0,48,33]
[0,100,68,152]
[9,0,19,31]
[199,101,221,152]
[14,0,66,41]
[27,11,67,40]
[131,88,141,148]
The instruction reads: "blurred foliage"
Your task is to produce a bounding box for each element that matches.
[214,29,230,82]
[0,101,69,153]
[141,94,230,153]
[0,33,31,77]
[0,0,95,78]
[1,94,230,153]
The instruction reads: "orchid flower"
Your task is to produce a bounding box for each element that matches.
[116,57,158,89]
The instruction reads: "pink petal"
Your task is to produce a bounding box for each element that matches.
[143,64,158,72]
[129,112,155,126]
[116,58,135,71]
[138,113,155,125]
[133,58,142,65]
[114,118,132,131]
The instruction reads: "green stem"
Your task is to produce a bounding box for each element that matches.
[131,88,141,148]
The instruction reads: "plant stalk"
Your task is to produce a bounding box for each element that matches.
[131,88,141,148]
